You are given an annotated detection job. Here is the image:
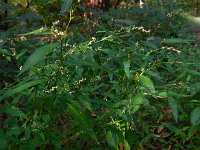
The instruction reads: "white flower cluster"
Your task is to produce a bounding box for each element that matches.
[132,26,150,33]
[45,86,58,93]
[161,46,181,54]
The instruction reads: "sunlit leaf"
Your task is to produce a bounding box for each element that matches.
[157,92,167,98]
[19,43,58,75]
[139,75,155,93]
[131,93,144,113]
[124,139,130,150]
[191,107,200,126]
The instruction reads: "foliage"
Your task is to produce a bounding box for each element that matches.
[0,1,200,149]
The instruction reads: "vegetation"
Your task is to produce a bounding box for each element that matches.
[0,0,200,149]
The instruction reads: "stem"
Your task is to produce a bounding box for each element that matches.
[197,0,199,16]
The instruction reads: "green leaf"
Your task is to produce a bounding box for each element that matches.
[113,100,129,108]
[61,0,72,14]
[162,38,194,44]
[0,129,19,142]
[113,19,137,25]
[168,96,178,123]
[1,79,45,100]
[191,107,200,126]
[157,92,167,98]
[20,28,51,36]
[106,131,118,150]
[29,135,42,150]
[79,94,92,112]
[5,106,26,119]
[131,93,144,113]
[68,102,98,142]
[123,60,130,79]
[139,75,155,93]
[123,139,130,150]
[0,48,12,56]
[162,123,180,135]
[0,137,7,150]
[190,82,200,96]
[19,43,58,75]
[106,127,130,150]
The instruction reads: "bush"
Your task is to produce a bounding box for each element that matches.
[0,1,200,149]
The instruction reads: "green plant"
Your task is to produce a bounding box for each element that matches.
[0,1,200,149]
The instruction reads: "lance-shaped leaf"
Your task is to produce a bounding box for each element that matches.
[168,96,178,123]
[20,28,51,36]
[113,19,137,25]
[19,43,58,75]
[68,103,98,142]
[123,60,130,79]
[106,131,118,150]
[0,79,45,100]
[162,38,194,44]
[191,107,200,126]
[5,106,27,119]
[61,0,72,14]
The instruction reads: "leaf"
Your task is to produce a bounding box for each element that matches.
[0,3,17,11]
[29,135,42,150]
[20,28,51,36]
[157,92,167,98]
[106,131,118,150]
[5,106,26,119]
[168,96,178,123]
[0,79,45,100]
[0,137,7,150]
[123,139,130,150]
[61,0,72,14]
[191,107,200,126]
[139,75,155,93]
[162,38,194,44]
[0,48,12,56]
[113,100,129,108]
[0,129,19,142]
[68,102,98,142]
[79,94,92,112]
[123,60,130,79]
[131,93,144,113]
[19,43,58,75]
[190,82,200,96]
[106,127,130,150]
[162,123,180,135]
[113,19,137,25]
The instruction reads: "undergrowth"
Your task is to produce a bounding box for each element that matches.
[0,2,200,150]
